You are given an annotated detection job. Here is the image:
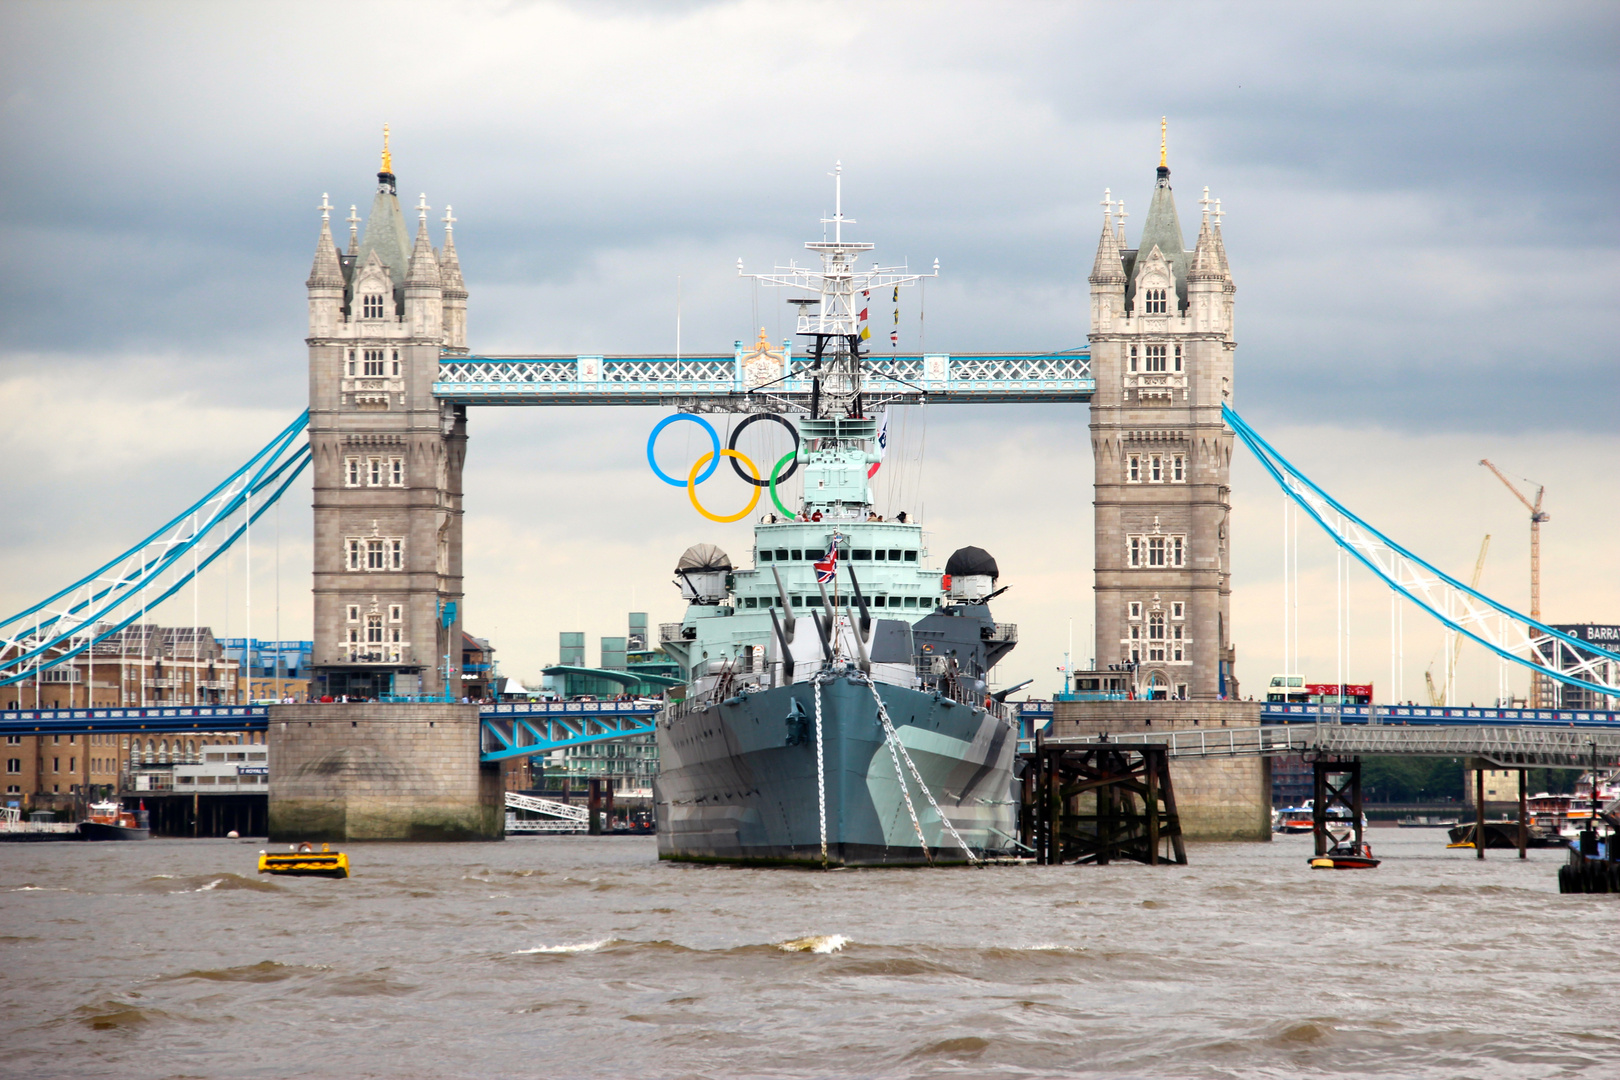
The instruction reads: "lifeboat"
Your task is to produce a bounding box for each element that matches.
[79,800,150,841]
[1309,839,1380,870]
[258,843,349,878]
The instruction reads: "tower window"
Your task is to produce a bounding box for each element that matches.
[1172,623,1185,661]
[1171,602,1184,619]
[390,540,404,570]
[390,457,405,486]
[366,615,384,645]
[1128,455,1141,482]
[366,539,386,570]
[1129,345,1138,373]
[391,350,400,377]
[346,350,356,376]
[347,540,363,571]
[347,605,361,622]
[363,349,386,377]
[1174,343,1183,372]
[1145,288,1168,314]
[345,458,361,487]
[1145,345,1167,373]
[1129,537,1141,567]
[389,604,403,623]
[1172,537,1185,567]
[1173,454,1185,482]
[1148,537,1166,567]
[368,458,383,486]
[362,294,385,319]
[1150,455,1163,482]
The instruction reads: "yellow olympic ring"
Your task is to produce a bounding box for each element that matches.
[687,450,762,523]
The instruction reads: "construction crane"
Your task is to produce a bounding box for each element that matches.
[1425,534,1490,706]
[1480,459,1551,708]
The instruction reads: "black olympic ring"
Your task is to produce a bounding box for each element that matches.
[728,413,800,488]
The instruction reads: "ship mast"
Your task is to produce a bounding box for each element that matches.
[739,163,937,421]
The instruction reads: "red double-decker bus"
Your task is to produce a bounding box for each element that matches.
[1266,675,1372,705]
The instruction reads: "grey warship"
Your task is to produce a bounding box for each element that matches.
[654,173,1022,866]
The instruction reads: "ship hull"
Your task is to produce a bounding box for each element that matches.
[655,673,1019,866]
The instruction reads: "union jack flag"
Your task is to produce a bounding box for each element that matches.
[813,535,840,584]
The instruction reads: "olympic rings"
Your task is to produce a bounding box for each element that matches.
[688,450,763,523]
[647,413,720,487]
[728,413,799,487]
[768,450,798,519]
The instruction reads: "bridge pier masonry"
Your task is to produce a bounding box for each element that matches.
[267,703,502,842]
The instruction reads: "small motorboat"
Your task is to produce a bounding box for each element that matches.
[258,843,349,878]
[1310,838,1380,870]
[79,800,150,841]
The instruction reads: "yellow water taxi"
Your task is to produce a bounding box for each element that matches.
[258,843,349,878]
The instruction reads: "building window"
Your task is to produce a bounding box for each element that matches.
[1128,345,1138,373]
[1148,612,1166,661]
[1145,344,1167,373]
[1128,626,1141,665]
[389,458,405,486]
[1150,455,1163,482]
[1148,537,1166,567]
[363,349,385,377]
[346,458,361,487]
[1128,455,1141,482]
[5,759,18,774]
[362,294,385,319]
[5,735,18,745]
[345,350,356,377]
[368,458,383,486]
[1145,287,1167,314]
[1174,343,1183,372]
[389,604,403,623]
[390,540,404,570]
[1171,602,1184,619]
[1128,537,1141,567]
[1172,624,1185,662]
[1172,454,1185,482]
[347,605,361,623]
[366,539,386,570]
[1175,683,1188,699]
[347,540,363,571]
[366,615,384,645]
[1128,601,1142,620]
[1172,537,1185,567]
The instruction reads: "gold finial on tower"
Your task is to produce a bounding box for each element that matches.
[1160,117,1167,168]
[381,123,392,174]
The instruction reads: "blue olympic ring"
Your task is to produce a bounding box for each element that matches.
[647,414,721,487]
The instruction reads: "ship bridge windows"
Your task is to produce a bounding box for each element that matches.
[789,549,802,561]
[853,549,871,560]
[758,550,771,563]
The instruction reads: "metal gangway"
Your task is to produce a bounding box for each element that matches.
[1040,722,1620,770]
[503,791,589,834]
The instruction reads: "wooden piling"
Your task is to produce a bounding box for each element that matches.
[1475,767,1486,860]
[1517,767,1528,860]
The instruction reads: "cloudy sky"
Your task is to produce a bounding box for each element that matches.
[2,0,1616,703]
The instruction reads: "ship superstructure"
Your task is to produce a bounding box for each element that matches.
[653,169,1022,866]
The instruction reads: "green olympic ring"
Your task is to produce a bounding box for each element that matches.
[768,449,799,519]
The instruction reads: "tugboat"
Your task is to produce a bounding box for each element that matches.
[1309,836,1380,870]
[653,171,1021,867]
[78,800,150,841]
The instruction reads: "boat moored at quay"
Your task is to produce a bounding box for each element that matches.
[652,171,1022,866]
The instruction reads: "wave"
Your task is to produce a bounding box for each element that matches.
[776,934,849,953]
[513,938,615,955]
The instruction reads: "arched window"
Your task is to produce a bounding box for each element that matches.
[362,294,385,319]
[1145,288,1168,314]
[186,740,196,761]
[158,739,169,763]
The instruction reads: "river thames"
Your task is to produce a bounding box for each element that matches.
[2,830,1615,1078]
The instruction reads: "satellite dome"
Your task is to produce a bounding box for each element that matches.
[676,543,732,574]
[945,546,998,580]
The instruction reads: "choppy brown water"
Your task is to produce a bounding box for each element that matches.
[2,831,1616,1079]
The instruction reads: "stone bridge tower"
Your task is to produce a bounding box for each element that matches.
[1088,128,1238,700]
[304,134,470,699]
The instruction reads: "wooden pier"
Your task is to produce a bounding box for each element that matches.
[1020,736,1186,866]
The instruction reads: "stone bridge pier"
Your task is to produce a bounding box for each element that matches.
[267,703,501,842]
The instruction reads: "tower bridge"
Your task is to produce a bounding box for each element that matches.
[5,129,1617,842]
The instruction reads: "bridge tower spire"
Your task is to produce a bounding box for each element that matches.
[1088,133,1238,701]
[305,140,467,700]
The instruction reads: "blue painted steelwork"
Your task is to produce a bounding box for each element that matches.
[1224,403,1620,699]
[479,700,659,762]
[1,414,311,686]
[432,351,1094,406]
[0,705,268,737]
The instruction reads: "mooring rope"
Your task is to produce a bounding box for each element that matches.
[861,674,980,866]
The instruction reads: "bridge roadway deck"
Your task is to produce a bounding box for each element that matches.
[1017,701,1620,728]
[431,351,1095,407]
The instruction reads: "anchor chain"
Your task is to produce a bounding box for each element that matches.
[861,674,981,866]
[812,677,829,868]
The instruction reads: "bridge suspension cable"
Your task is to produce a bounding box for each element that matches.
[1224,403,1619,701]
[0,413,311,687]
